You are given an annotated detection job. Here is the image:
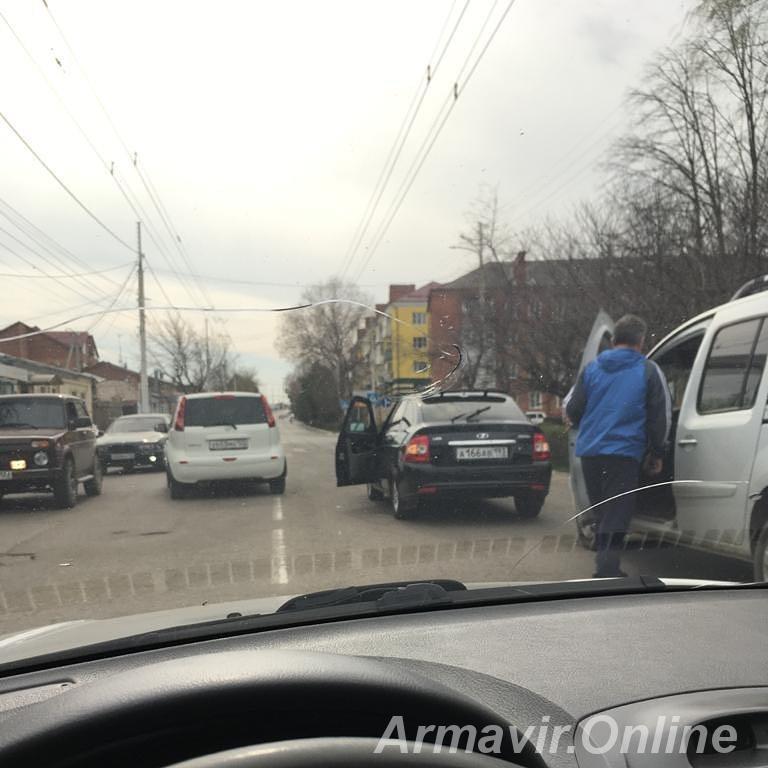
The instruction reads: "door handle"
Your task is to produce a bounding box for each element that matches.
[678,438,698,447]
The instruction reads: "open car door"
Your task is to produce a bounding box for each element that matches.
[335,396,379,487]
[567,310,615,546]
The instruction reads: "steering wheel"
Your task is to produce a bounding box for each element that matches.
[167,738,515,767]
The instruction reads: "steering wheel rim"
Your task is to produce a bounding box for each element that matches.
[165,737,518,768]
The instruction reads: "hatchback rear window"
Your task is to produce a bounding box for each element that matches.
[184,397,266,427]
[420,397,524,422]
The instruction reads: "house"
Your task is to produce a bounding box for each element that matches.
[0,322,99,371]
[0,353,99,411]
[84,361,180,429]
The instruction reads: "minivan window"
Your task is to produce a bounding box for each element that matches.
[421,397,524,422]
[699,318,766,413]
[653,331,706,410]
[185,397,266,427]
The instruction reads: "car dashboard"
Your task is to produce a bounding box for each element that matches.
[0,587,766,767]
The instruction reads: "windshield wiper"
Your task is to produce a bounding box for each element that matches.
[450,406,491,423]
[0,421,39,429]
[276,579,467,612]
[207,422,238,430]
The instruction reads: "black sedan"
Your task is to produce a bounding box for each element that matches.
[335,390,552,519]
[97,414,170,473]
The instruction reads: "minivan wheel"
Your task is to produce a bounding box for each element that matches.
[54,459,78,509]
[269,477,286,495]
[753,524,768,581]
[168,470,189,500]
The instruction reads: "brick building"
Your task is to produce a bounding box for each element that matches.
[0,322,99,371]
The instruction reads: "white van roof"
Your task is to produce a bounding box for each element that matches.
[182,391,262,399]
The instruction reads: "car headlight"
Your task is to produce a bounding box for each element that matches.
[33,451,49,467]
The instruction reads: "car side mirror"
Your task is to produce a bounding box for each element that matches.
[74,417,92,429]
[156,423,168,433]
[97,430,104,437]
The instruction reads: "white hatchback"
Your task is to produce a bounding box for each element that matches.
[165,392,286,498]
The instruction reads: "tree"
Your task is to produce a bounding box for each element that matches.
[277,278,373,404]
[285,362,340,429]
[227,367,261,392]
[150,313,242,393]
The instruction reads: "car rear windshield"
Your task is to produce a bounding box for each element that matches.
[108,417,167,434]
[420,396,525,422]
[184,396,267,427]
[0,399,66,430]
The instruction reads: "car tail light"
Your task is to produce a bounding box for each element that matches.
[533,432,551,461]
[404,434,430,463]
[174,396,187,431]
[261,395,276,428]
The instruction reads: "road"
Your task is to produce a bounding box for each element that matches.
[0,419,752,633]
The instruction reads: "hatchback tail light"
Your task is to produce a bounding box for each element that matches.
[261,395,276,428]
[174,396,187,431]
[533,431,551,461]
[404,434,430,463]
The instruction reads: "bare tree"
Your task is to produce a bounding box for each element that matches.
[276,279,373,402]
[150,313,239,393]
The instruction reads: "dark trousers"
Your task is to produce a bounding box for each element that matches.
[581,455,641,577]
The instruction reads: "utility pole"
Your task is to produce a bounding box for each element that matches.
[137,222,149,413]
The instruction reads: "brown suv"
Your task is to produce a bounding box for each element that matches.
[0,394,102,508]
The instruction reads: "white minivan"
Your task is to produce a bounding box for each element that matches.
[570,287,768,579]
[165,392,286,498]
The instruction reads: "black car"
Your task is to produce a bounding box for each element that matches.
[0,394,102,508]
[335,390,552,519]
[96,413,170,473]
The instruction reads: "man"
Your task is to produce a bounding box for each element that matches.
[565,314,671,578]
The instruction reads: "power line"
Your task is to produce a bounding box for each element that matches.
[0,110,134,252]
[0,261,132,280]
[85,263,136,333]
[337,0,470,280]
[352,0,520,283]
[143,256,178,309]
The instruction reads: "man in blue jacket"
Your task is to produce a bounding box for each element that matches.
[565,314,671,578]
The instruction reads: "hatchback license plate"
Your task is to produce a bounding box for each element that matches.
[456,446,508,460]
[209,439,248,451]
[111,453,135,461]
[0,470,11,480]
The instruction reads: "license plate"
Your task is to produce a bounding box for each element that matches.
[111,453,135,460]
[0,470,11,480]
[209,439,248,451]
[456,446,508,461]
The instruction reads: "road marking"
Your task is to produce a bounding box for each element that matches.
[271,496,288,584]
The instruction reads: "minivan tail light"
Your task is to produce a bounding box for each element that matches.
[533,432,551,461]
[405,434,430,463]
[174,396,187,431]
[261,395,276,428]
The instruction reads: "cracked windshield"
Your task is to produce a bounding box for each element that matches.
[1,0,768,641]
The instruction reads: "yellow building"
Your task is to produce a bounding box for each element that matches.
[384,283,439,394]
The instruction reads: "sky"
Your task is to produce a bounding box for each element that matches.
[0,0,693,400]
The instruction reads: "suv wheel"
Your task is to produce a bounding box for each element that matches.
[515,491,546,519]
[54,459,78,509]
[391,474,415,520]
[84,459,103,497]
[753,523,768,581]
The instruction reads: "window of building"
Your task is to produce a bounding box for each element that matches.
[412,312,427,325]
[529,391,543,409]
[699,318,768,414]
[413,361,429,373]
[413,336,428,349]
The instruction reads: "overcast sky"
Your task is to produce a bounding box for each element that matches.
[0,0,692,399]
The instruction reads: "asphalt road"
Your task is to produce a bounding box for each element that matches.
[0,419,752,633]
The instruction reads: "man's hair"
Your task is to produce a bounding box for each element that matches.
[613,314,647,347]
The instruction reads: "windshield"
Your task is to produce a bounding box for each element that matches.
[0,399,65,430]
[0,0,765,652]
[107,417,166,433]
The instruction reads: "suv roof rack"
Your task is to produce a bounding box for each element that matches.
[730,274,768,301]
[425,388,510,399]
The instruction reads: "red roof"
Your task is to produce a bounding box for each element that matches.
[397,281,442,301]
[46,331,95,348]
[84,361,138,381]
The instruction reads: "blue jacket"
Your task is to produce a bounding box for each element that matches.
[565,348,671,461]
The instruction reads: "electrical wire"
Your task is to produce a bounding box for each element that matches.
[337,0,470,281]
[0,261,132,279]
[0,110,134,252]
[85,263,136,333]
[351,0,520,283]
